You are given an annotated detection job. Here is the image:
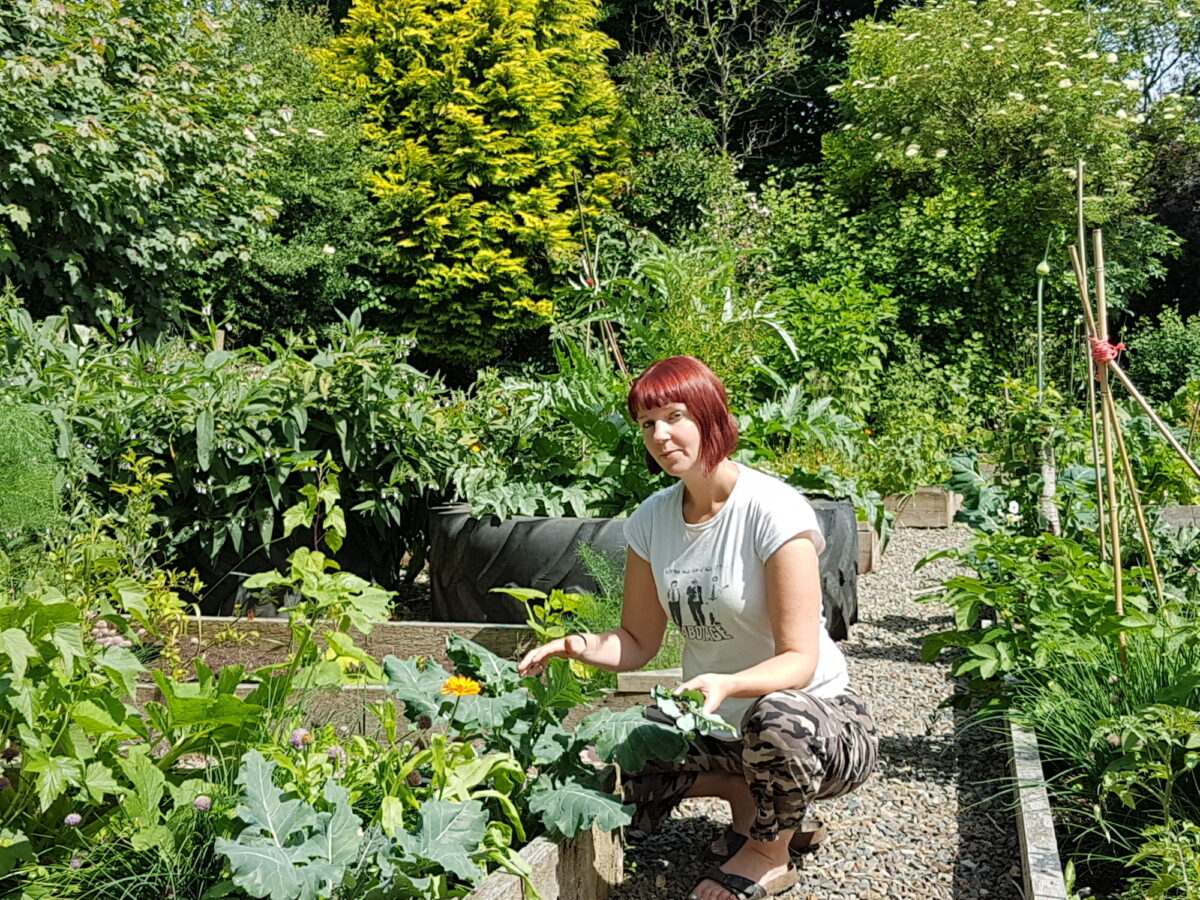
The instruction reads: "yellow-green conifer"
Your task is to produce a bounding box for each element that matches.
[321,0,627,362]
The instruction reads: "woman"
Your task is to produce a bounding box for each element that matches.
[518,356,877,900]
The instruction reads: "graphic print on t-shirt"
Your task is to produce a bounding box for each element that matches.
[664,564,733,642]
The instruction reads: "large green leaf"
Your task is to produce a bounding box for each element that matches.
[117,746,165,827]
[452,689,531,733]
[82,761,123,803]
[445,633,521,691]
[0,629,36,681]
[49,625,85,679]
[216,751,356,900]
[96,645,145,700]
[575,707,690,772]
[231,750,314,848]
[532,722,577,767]
[526,658,588,712]
[382,655,449,720]
[396,798,487,882]
[24,752,82,810]
[527,779,631,839]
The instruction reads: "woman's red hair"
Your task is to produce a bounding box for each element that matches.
[627,356,739,475]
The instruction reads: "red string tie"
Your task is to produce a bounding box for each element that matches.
[1089,336,1125,364]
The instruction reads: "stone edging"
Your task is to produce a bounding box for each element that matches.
[1009,719,1069,900]
[469,825,623,900]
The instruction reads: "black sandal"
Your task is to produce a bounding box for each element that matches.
[688,863,799,900]
[709,819,828,858]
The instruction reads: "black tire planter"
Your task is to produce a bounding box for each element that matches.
[428,498,858,640]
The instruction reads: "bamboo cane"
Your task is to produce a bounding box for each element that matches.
[1093,230,1128,668]
[1101,385,1165,604]
[1105,360,1200,482]
[1069,243,1107,558]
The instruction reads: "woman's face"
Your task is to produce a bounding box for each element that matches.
[636,401,703,478]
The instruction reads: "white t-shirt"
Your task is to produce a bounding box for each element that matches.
[624,463,851,733]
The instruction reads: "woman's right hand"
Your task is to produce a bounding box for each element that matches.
[517,634,586,677]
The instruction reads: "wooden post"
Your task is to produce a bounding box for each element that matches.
[1101,386,1164,604]
[1093,231,1127,669]
[215,328,226,352]
[1069,240,1107,559]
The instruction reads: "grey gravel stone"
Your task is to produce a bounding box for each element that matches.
[612,525,1021,900]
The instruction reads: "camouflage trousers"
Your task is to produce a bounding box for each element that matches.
[622,690,878,843]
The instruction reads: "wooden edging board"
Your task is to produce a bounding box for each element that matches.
[883,486,963,528]
[1009,719,1069,900]
[469,825,623,900]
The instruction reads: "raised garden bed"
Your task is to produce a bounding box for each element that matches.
[884,486,963,528]
[469,825,623,900]
[857,519,881,574]
[142,615,645,732]
[1009,719,1069,900]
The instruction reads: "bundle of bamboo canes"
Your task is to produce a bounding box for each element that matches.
[1068,159,1200,668]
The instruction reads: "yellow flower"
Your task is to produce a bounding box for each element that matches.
[469,442,483,453]
[441,675,482,697]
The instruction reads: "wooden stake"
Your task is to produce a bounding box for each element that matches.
[1101,386,1165,604]
[1105,359,1200,483]
[1069,242,1106,559]
[1093,230,1127,669]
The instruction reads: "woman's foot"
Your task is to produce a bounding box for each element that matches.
[690,836,795,900]
[710,819,827,858]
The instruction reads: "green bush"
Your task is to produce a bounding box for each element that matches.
[1125,308,1200,405]
[0,402,59,537]
[0,308,454,600]
[612,54,744,238]
[318,0,629,363]
[595,237,792,405]
[734,0,1186,374]
[765,276,897,419]
[203,5,389,337]
[0,0,277,326]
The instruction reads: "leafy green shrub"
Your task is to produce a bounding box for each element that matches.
[855,341,985,497]
[765,276,897,419]
[1125,308,1200,405]
[611,55,744,238]
[0,0,277,326]
[204,5,389,337]
[439,340,659,519]
[0,308,453,600]
[318,0,628,363]
[0,402,58,536]
[739,0,1186,372]
[596,237,794,404]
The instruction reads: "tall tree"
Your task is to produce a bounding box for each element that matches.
[319,0,628,363]
[0,0,276,327]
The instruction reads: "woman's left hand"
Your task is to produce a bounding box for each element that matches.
[675,672,736,715]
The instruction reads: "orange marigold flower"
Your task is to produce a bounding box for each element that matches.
[441,675,482,697]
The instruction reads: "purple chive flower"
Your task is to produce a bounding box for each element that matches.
[0,777,10,792]
[194,795,212,812]
[289,728,312,750]
[64,813,82,827]
[327,745,346,767]
[70,857,83,869]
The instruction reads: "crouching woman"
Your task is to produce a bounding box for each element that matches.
[518,356,877,900]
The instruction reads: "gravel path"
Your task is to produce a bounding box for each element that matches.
[612,525,1022,900]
